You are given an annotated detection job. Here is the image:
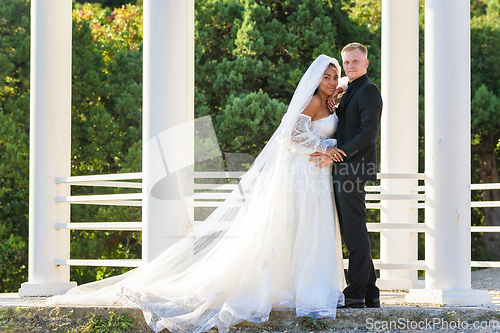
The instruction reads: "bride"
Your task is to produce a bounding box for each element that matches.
[49,54,348,333]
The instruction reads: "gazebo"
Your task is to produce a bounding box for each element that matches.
[19,0,493,306]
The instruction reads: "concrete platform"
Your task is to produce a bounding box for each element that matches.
[1,291,500,332]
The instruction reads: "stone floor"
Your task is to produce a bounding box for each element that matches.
[1,291,500,332]
[2,290,498,307]
[2,269,500,332]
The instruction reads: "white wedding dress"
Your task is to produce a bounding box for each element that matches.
[48,55,347,333]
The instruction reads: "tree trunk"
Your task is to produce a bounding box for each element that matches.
[473,133,500,260]
[104,231,133,251]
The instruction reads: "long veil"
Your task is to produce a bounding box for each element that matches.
[49,55,344,333]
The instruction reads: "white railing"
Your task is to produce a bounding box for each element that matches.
[55,173,142,206]
[54,172,500,270]
[189,172,426,221]
[54,173,143,267]
[470,183,500,268]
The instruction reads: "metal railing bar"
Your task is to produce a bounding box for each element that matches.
[193,201,226,208]
[411,203,425,209]
[366,223,426,232]
[188,193,231,200]
[190,172,245,178]
[64,181,142,188]
[190,191,424,202]
[66,200,142,207]
[366,194,425,201]
[365,186,381,192]
[55,173,143,183]
[56,193,142,202]
[193,184,236,190]
[186,221,425,232]
[471,183,500,190]
[376,173,425,180]
[55,222,142,231]
[343,259,426,270]
[366,203,381,209]
[55,259,142,267]
[470,226,500,233]
[471,201,500,208]
[471,261,500,268]
[410,186,425,192]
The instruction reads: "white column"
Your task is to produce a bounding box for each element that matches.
[378,0,421,291]
[142,0,194,262]
[19,0,76,297]
[405,0,491,305]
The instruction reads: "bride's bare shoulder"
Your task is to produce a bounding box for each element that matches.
[301,95,322,118]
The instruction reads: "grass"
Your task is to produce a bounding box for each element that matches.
[82,311,135,333]
[299,316,330,331]
[0,307,138,333]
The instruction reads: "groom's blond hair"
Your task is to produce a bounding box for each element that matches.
[341,43,368,58]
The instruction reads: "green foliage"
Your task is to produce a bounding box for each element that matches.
[0,0,382,291]
[471,13,500,94]
[73,4,142,63]
[74,0,139,9]
[0,0,144,290]
[83,311,135,333]
[196,0,379,157]
[488,0,500,14]
[69,3,143,285]
[216,90,287,153]
[0,0,30,293]
[471,0,489,16]
[340,0,381,87]
[71,4,142,172]
[469,0,500,260]
[342,0,381,33]
[8,0,500,290]
[471,84,500,138]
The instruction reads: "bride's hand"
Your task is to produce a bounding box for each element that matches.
[326,94,336,112]
[326,87,342,112]
[325,147,346,162]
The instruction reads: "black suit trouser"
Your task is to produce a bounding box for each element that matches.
[333,178,379,300]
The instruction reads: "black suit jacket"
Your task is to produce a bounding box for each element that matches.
[333,74,382,181]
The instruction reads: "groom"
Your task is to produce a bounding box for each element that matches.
[311,42,383,308]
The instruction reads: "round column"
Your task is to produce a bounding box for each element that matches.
[379,0,420,290]
[142,0,194,262]
[405,0,491,305]
[19,0,76,297]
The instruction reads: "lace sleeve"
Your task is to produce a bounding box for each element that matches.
[289,114,337,154]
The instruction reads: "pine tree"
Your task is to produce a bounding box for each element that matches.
[470,6,500,260]
[1,0,382,289]
[0,0,30,292]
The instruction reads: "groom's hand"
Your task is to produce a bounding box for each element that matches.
[309,153,333,168]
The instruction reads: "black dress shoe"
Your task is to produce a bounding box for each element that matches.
[339,298,365,308]
[365,297,381,308]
